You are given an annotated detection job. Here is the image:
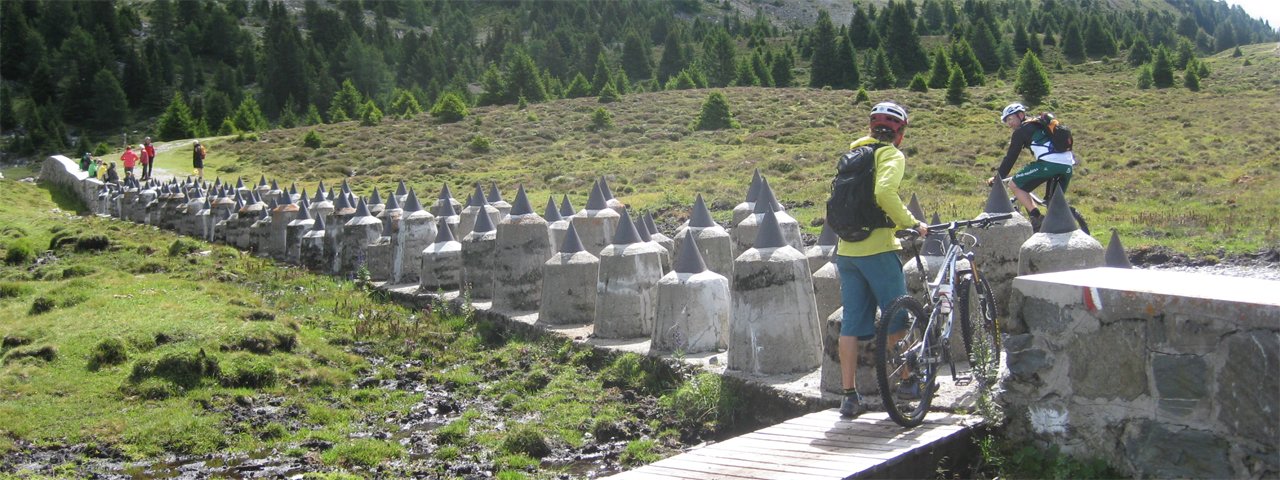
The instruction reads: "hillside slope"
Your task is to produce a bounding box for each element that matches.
[194,43,1280,255]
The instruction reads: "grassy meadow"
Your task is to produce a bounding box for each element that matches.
[151,43,1280,256]
[0,181,736,477]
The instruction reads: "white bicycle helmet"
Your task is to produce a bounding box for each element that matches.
[1000,102,1027,122]
[869,102,909,125]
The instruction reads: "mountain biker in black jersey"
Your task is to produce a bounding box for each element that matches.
[986,102,1076,231]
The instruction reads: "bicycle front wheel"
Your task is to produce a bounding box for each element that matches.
[958,273,1002,386]
[875,295,940,428]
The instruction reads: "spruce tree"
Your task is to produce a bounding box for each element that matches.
[156,92,197,140]
[1084,16,1118,58]
[882,2,928,77]
[565,73,593,98]
[430,92,469,123]
[950,40,985,86]
[1014,51,1051,105]
[621,32,654,82]
[1183,65,1200,91]
[657,29,689,83]
[869,48,897,89]
[329,79,363,122]
[1062,22,1086,62]
[848,6,877,49]
[946,67,966,105]
[231,97,269,132]
[969,23,1001,72]
[928,47,951,89]
[1128,36,1152,66]
[751,49,774,87]
[591,53,612,95]
[834,36,860,89]
[358,100,383,126]
[808,10,839,88]
[597,80,620,103]
[390,89,422,119]
[693,91,739,130]
[771,46,795,87]
[734,58,759,86]
[1175,38,1196,70]
[1136,66,1154,89]
[504,49,548,103]
[702,28,737,87]
[1214,23,1237,53]
[855,87,869,104]
[908,73,928,92]
[90,69,129,131]
[1152,48,1175,88]
[1013,23,1030,55]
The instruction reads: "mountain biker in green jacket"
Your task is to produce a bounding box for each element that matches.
[987,103,1076,229]
[834,102,927,418]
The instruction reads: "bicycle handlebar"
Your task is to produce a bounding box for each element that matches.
[895,213,1014,239]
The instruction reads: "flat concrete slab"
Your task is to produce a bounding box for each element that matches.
[1017,267,1280,307]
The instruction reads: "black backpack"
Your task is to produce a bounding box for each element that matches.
[825,144,893,242]
[1027,112,1073,153]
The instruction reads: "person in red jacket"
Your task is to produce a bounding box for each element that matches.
[120,145,138,179]
[141,137,156,181]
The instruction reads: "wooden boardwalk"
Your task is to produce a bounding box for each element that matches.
[607,410,979,480]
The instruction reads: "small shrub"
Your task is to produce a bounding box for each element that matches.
[4,344,58,364]
[89,338,128,369]
[4,239,35,266]
[0,282,32,299]
[692,91,740,131]
[62,265,95,279]
[501,424,551,458]
[74,235,110,252]
[470,135,493,153]
[321,439,405,468]
[620,439,659,466]
[134,261,167,274]
[2,334,33,349]
[168,238,202,256]
[908,73,929,92]
[29,296,56,315]
[223,324,297,354]
[302,130,324,148]
[590,108,614,131]
[243,310,276,322]
[358,100,383,126]
[430,92,470,123]
[218,353,278,388]
[129,348,220,388]
[125,378,182,400]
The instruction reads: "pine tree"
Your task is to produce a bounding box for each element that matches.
[946,67,967,105]
[621,32,654,82]
[203,90,234,129]
[908,73,928,92]
[693,91,739,130]
[1183,65,1200,91]
[1128,36,1152,66]
[702,28,737,87]
[848,5,877,49]
[771,46,795,87]
[808,10,840,88]
[430,91,469,123]
[504,49,548,103]
[951,40,985,86]
[1214,23,1237,53]
[1062,22,1086,62]
[591,53,612,95]
[1151,48,1175,88]
[1013,23,1030,55]
[328,79,363,122]
[303,104,323,126]
[358,100,383,126]
[834,36,860,89]
[565,73,593,98]
[869,47,897,89]
[751,49,773,87]
[1232,47,1243,58]
[1175,38,1196,70]
[156,92,197,140]
[231,97,269,132]
[734,58,759,86]
[122,47,152,109]
[969,23,1001,72]
[1084,16,1118,58]
[260,2,311,117]
[389,89,422,119]
[927,47,951,89]
[855,87,869,103]
[657,29,689,83]
[1014,51,1051,105]
[90,69,129,131]
[882,2,928,77]
[597,80,620,103]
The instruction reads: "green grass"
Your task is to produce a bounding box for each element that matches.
[202,44,1279,256]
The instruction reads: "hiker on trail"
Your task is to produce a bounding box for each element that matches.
[121,145,138,179]
[141,137,156,181]
[88,157,100,178]
[833,102,927,419]
[192,140,206,179]
[80,152,92,172]
[987,102,1077,231]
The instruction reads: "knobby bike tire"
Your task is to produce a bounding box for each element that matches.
[875,295,940,428]
[957,274,1002,386]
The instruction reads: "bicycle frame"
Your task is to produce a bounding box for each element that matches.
[910,226,977,381]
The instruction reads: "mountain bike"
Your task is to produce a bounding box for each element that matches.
[874,213,1012,427]
[1002,176,1090,234]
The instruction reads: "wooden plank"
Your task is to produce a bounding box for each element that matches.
[758,422,963,444]
[607,468,703,480]
[740,425,965,452]
[757,417,965,438]
[699,436,905,460]
[647,456,838,480]
[660,453,849,478]
[619,464,756,480]
[680,446,881,473]
[693,440,899,464]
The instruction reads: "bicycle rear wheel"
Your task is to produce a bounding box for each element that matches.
[875,295,940,428]
[958,273,1001,386]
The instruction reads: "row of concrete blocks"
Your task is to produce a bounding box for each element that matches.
[90,169,1113,386]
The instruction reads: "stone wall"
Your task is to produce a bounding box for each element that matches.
[1004,267,1279,478]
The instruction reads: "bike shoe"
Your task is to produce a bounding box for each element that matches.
[839,394,866,418]
[897,380,922,400]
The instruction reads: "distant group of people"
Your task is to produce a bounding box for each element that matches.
[79,137,163,185]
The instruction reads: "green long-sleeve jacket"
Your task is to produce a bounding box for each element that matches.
[836,136,920,257]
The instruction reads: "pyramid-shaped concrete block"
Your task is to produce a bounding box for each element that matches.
[435,217,456,242]
[385,192,401,210]
[983,180,1016,214]
[753,177,783,214]
[907,193,926,223]
[599,176,616,200]
[396,180,408,197]
[369,187,383,205]
[1042,184,1079,234]
[559,195,575,218]
[634,217,653,242]
[471,183,487,207]
[438,183,453,201]
[753,209,788,249]
[509,185,534,215]
[922,213,946,256]
[674,231,708,273]
[745,168,763,203]
[585,181,608,211]
[437,196,458,217]
[487,182,503,203]
[690,194,717,228]
[612,209,642,245]
[1105,229,1133,268]
[403,188,424,212]
[472,204,497,233]
[644,212,661,237]
[544,196,562,222]
[559,223,587,254]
